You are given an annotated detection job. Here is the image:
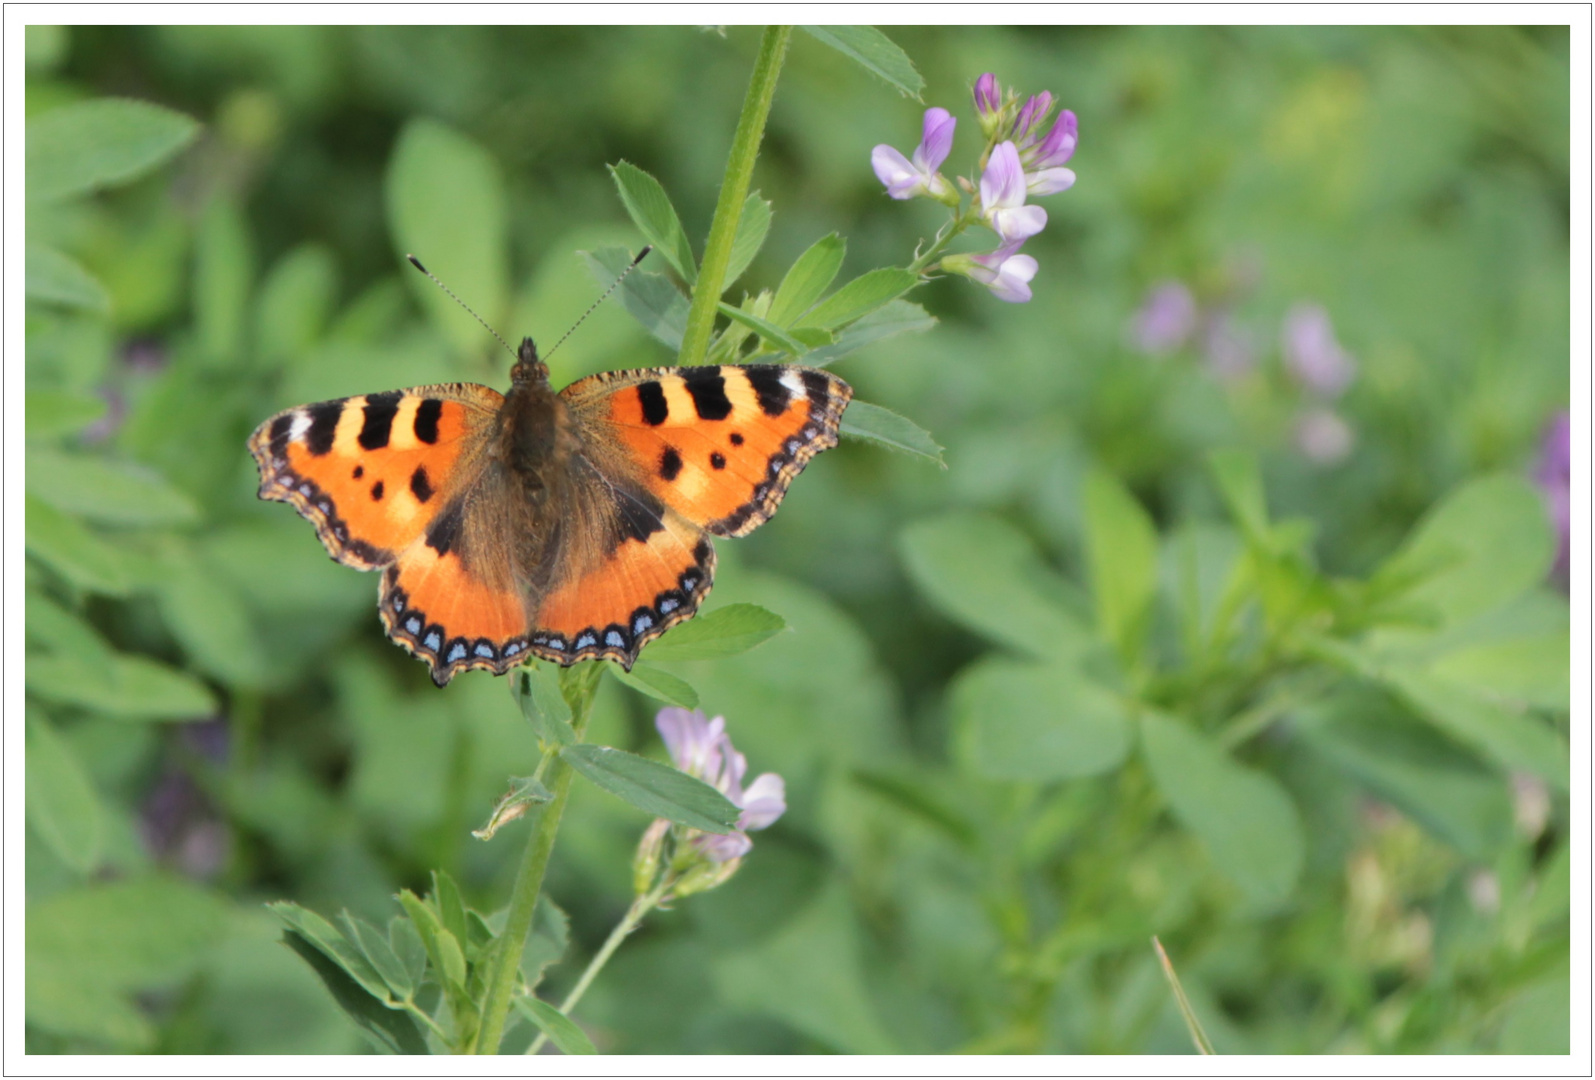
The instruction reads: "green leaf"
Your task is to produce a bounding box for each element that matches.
[609,161,696,283]
[26,245,109,311]
[849,767,979,851]
[521,896,570,992]
[1379,474,1554,628]
[268,902,393,1003]
[802,299,936,366]
[155,550,268,688]
[279,932,430,1054]
[1140,712,1305,909]
[512,664,576,746]
[390,916,429,995]
[609,660,700,707]
[1497,971,1570,1054]
[193,197,254,367]
[951,656,1132,781]
[838,400,944,465]
[1295,690,1513,860]
[387,118,509,358]
[713,884,897,1053]
[1385,668,1568,789]
[27,390,107,439]
[24,495,130,596]
[796,267,918,330]
[341,912,417,1002]
[27,651,217,722]
[396,890,468,996]
[27,448,200,526]
[723,191,772,289]
[26,710,104,874]
[642,602,786,662]
[1427,622,1570,712]
[768,233,845,325]
[560,744,740,832]
[899,513,1091,663]
[799,26,924,100]
[473,775,553,840]
[27,97,199,202]
[28,877,229,1049]
[25,590,112,663]
[717,301,809,356]
[1083,469,1160,666]
[430,870,470,961]
[1206,449,1271,546]
[514,997,597,1055]
[255,242,337,365]
[584,247,688,350]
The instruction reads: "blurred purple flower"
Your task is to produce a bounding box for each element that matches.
[1201,311,1258,380]
[655,708,785,863]
[979,141,1047,244]
[1282,303,1356,398]
[1129,282,1198,356]
[140,769,230,880]
[872,107,956,201]
[1534,410,1570,582]
[1295,406,1356,466]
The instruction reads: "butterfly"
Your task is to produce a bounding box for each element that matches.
[248,338,851,685]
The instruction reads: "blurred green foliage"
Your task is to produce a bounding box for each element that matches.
[25,24,1569,1055]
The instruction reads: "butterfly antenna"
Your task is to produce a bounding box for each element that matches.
[542,246,653,362]
[405,254,518,362]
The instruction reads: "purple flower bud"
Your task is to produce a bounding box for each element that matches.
[1534,410,1570,582]
[979,141,1046,244]
[974,73,1001,118]
[1026,109,1078,170]
[1014,92,1053,145]
[1282,303,1356,398]
[871,107,956,201]
[1129,282,1198,356]
[1294,406,1356,466]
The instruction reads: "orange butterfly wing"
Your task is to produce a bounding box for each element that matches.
[249,383,536,683]
[526,364,850,667]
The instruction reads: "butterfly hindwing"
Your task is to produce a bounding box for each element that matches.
[563,364,852,537]
[248,382,504,570]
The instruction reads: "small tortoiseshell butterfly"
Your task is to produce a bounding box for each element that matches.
[248,337,850,685]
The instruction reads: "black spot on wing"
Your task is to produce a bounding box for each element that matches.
[371,480,385,501]
[744,366,791,417]
[269,414,294,458]
[358,391,403,450]
[683,367,732,420]
[353,465,364,479]
[694,538,712,565]
[730,432,744,446]
[801,370,832,411]
[615,485,666,544]
[305,401,343,455]
[637,381,669,426]
[410,466,434,503]
[660,447,683,481]
[425,499,464,556]
[414,398,443,444]
[710,452,726,470]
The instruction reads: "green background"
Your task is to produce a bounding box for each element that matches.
[24,25,1570,1054]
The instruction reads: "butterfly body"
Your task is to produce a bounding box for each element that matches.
[249,339,850,685]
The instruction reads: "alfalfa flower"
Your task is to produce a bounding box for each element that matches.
[640,708,786,897]
[872,107,958,204]
[942,241,1039,304]
[979,141,1047,244]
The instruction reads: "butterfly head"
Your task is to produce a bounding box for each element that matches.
[510,337,549,387]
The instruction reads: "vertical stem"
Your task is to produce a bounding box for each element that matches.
[470,669,599,1055]
[675,25,792,367]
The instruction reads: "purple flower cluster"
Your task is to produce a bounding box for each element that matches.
[1534,411,1570,584]
[872,73,1078,303]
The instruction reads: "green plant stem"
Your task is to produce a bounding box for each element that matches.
[676,25,791,367]
[469,676,598,1055]
[524,877,673,1055]
[906,205,980,275]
